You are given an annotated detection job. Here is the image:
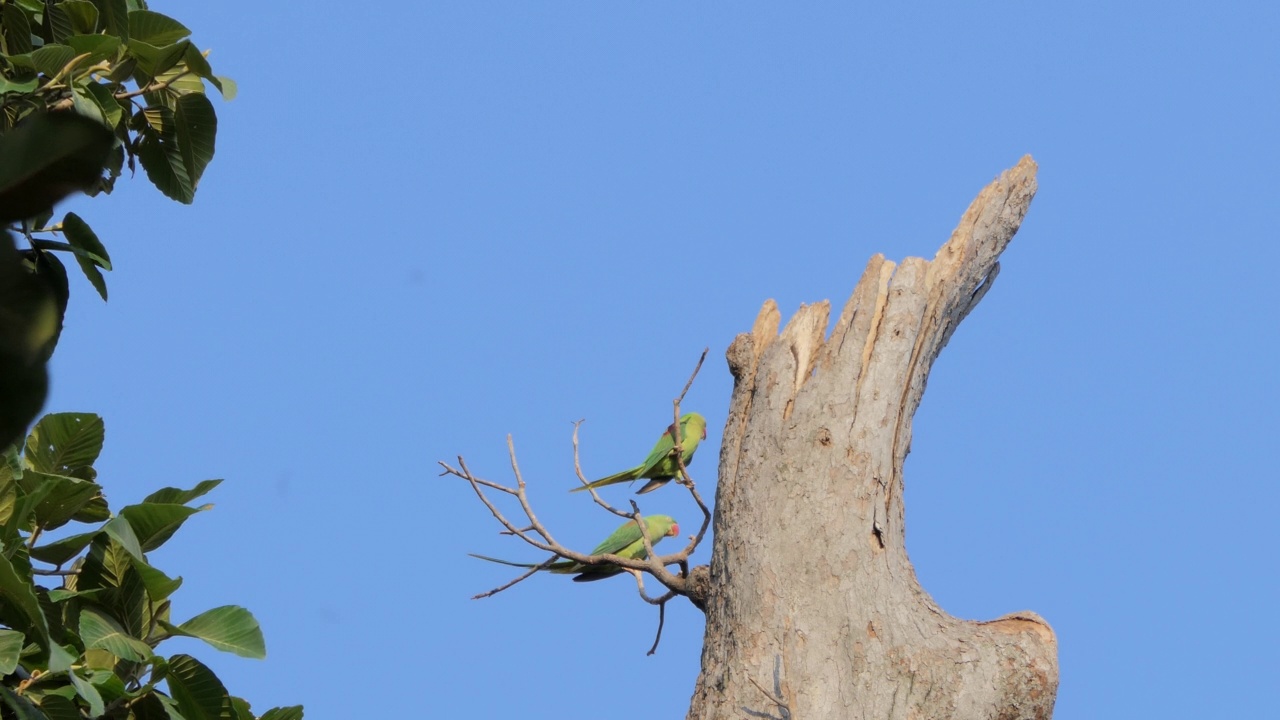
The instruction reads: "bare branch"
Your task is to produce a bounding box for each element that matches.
[676,347,710,406]
[647,600,667,656]
[570,420,634,520]
[471,557,557,600]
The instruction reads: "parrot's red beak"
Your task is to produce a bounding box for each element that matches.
[702,427,707,439]
[669,523,680,536]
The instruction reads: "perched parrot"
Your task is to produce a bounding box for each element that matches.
[571,412,707,495]
[469,515,679,582]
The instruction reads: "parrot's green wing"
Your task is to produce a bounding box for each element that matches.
[633,423,680,477]
[587,519,646,557]
[572,515,678,582]
[634,414,707,494]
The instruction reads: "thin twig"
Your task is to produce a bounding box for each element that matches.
[472,558,556,600]
[570,420,633,520]
[670,350,714,559]
[677,347,709,405]
[647,601,667,656]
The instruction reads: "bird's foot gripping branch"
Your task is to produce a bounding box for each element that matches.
[441,350,713,654]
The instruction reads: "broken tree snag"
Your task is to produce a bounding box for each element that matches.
[689,157,1057,720]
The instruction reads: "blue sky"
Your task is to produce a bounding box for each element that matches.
[39,2,1280,718]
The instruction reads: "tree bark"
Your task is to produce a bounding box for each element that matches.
[687,157,1057,720]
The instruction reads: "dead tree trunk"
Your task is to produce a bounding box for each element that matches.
[687,157,1057,719]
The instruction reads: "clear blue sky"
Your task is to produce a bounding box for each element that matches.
[42,2,1279,718]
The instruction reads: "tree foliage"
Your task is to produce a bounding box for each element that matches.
[1,0,235,301]
[0,413,300,720]
[0,2,298,718]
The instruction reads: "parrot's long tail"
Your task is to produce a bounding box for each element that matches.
[568,465,642,493]
[468,553,574,573]
[467,553,534,568]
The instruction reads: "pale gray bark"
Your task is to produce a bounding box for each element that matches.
[687,157,1057,720]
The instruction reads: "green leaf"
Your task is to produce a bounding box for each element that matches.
[30,44,77,78]
[124,693,169,720]
[84,669,126,706]
[118,502,203,551]
[46,587,104,602]
[29,528,97,564]
[81,81,124,130]
[55,2,100,35]
[25,413,105,474]
[46,4,74,43]
[61,212,111,300]
[259,707,304,720]
[0,76,40,96]
[154,62,206,96]
[102,514,142,558]
[180,42,217,88]
[36,694,80,720]
[71,84,111,128]
[131,555,181,601]
[0,552,49,656]
[89,0,128,40]
[0,466,17,527]
[229,697,253,720]
[76,538,146,634]
[135,92,216,204]
[144,479,221,506]
[173,606,265,659]
[79,605,152,662]
[213,76,236,101]
[125,38,187,76]
[2,5,34,56]
[128,10,189,45]
[0,112,114,223]
[71,495,109,523]
[18,470,101,530]
[0,685,49,720]
[0,628,23,674]
[68,670,105,717]
[137,107,188,203]
[65,34,121,64]
[46,642,74,673]
[174,92,216,188]
[167,654,234,720]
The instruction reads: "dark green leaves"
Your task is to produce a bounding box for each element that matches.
[137,92,217,203]
[0,552,49,658]
[167,654,235,720]
[260,707,306,720]
[54,2,101,36]
[60,213,110,300]
[1,5,33,55]
[128,10,189,45]
[89,0,129,40]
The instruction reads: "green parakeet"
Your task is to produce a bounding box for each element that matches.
[469,514,679,582]
[571,412,707,494]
